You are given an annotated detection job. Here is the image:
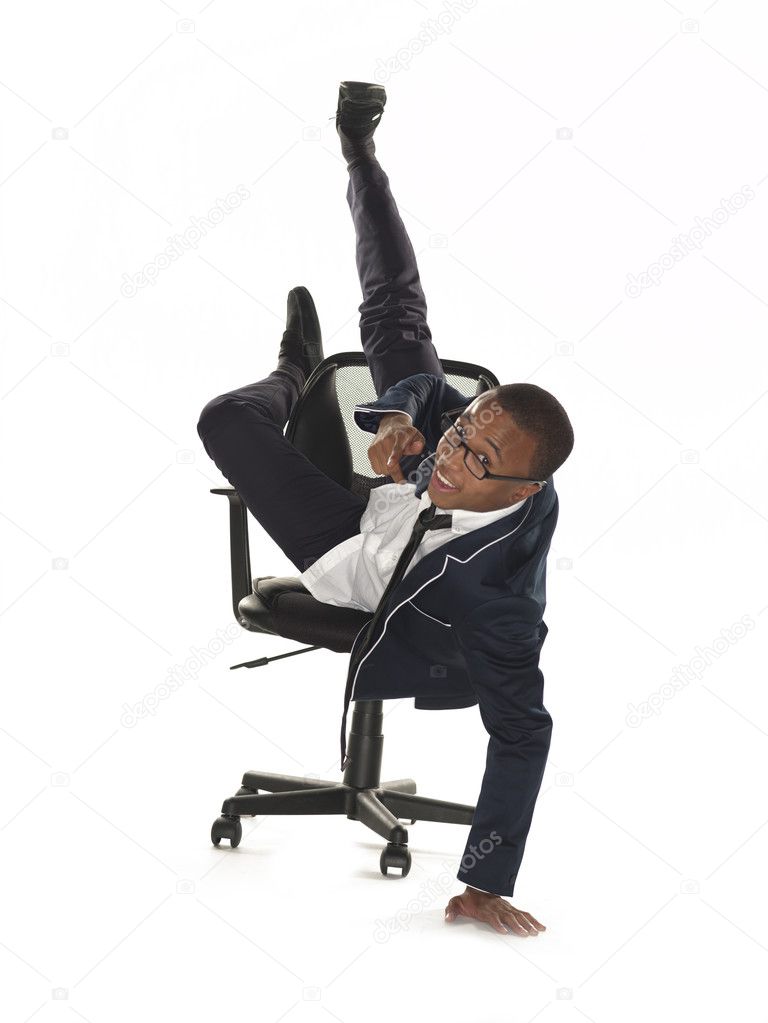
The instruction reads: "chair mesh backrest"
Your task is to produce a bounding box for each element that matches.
[287,355,498,501]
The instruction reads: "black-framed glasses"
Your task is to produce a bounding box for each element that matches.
[438,406,548,488]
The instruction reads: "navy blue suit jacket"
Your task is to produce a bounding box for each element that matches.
[349,372,558,897]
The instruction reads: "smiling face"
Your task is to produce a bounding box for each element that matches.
[426,394,542,512]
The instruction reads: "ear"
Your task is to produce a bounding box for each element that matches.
[510,485,537,503]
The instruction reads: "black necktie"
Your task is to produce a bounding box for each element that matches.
[339,501,453,769]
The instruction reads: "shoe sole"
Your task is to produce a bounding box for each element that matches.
[339,81,386,103]
[337,81,386,121]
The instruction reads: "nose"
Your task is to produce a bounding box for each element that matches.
[436,439,466,475]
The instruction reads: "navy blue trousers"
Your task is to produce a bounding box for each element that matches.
[197,157,444,572]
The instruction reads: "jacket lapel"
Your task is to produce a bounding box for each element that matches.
[386,495,535,608]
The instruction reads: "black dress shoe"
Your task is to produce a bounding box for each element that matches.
[278,286,324,380]
[335,80,387,168]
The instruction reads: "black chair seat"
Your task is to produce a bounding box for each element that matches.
[238,575,373,653]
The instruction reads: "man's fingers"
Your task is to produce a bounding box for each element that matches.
[501,912,533,936]
[369,427,425,481]
[500,910,539,936]
[386,449,406,482]
[368,440,398,477]
[444,896,464,923]
[520,911,546,931]
[509,911,539,935]
[488,913,511,935]
[386,440,402,467]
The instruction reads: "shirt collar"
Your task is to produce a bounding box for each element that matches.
[416,488,527,535]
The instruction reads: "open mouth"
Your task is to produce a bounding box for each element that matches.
[432,466,459,492]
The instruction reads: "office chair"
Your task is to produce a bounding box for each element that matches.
[208,351,500,878]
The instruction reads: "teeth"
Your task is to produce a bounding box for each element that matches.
[436,469,456,489]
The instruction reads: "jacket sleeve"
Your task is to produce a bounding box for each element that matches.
[353,372,473,451]
[452,595,553,897]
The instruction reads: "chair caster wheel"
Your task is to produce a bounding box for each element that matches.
[211,815,242,848]
[380,843,411,878]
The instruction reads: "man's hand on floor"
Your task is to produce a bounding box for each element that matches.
[444,888,546,936]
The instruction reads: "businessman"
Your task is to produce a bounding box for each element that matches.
[197,81,574,937]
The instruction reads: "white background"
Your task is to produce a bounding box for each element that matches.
[2,0,767,1019]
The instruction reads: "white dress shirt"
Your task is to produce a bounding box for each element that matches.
[299,481,525,613]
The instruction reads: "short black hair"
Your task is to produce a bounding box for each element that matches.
[479,383,574,480]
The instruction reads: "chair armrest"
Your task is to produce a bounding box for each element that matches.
[210,488,252,623]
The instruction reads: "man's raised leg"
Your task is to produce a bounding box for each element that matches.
[337,82,444,397]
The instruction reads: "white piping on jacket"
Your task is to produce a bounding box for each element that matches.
[353,406,413,430]
[348,499,534,703]
[408,600,451,627]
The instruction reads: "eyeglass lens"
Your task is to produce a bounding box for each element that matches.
[442,415,487,479]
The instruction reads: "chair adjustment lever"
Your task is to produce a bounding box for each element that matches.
[230,644,322,670]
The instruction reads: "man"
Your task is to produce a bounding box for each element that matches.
[197,81,574,937]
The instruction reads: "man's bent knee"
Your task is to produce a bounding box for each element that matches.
[197,393,272,440]
[197,394,239,437]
